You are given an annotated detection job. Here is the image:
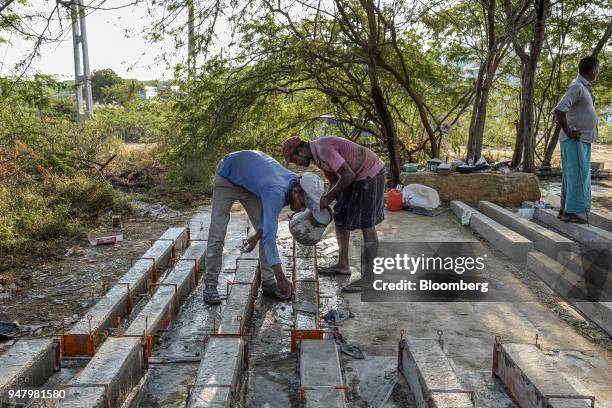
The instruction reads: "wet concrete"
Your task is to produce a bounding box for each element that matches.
[131,207,249,408]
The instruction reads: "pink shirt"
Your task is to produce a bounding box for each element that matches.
[310,136,384,180]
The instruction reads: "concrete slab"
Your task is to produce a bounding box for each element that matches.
[451,201,534,262]
[527,252,586,298]
[556,251,612,298]
[294,280,319,347]
[398,338,473,408]
[218,284,253,335]
[187,337,245,408]
[126,238,207,342]
[478,201,576,259]
[527,252,611,334]
[187,252,259,407]
[493,343,593,408]
[59,337,144,408]
[572,302,612,337]
[579,210,612,232]
[534,208,612,252]
[234,257,259,284]
[292,242,321,351]
[62,227,188,357]
[299,340,347,408]
[0,339,59,408]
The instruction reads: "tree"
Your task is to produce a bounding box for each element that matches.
[465,0,510,162]
[102,80,145,107]
[505,0,550,172]
[91,68,123,102]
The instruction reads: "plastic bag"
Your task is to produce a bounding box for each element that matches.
[517,208,534,220]
[401,184,441,209]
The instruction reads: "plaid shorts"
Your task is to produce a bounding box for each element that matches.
[334,169,386,230]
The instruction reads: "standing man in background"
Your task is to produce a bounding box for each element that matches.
[554,56,599,224]
[282,135,386,293]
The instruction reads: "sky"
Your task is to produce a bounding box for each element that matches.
[0,2,183,81]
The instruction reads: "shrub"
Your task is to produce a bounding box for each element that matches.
[0,175,131,253]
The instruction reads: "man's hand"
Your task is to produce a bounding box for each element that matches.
[241,230,262,253]
[569,129,581,140]
[320,193,333,210]
[272,264,292,298]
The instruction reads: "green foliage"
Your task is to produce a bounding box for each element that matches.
[162,59,331,192]
[0,75,154,252]
[91,68,124,102]
[0,174,130,252]
[101,80,145,107]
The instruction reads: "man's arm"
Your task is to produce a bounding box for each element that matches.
[322,169,339,185]
[554,84,581,141]
[260,200,291,295]
[554,110,581,141]
[320,162,356,209]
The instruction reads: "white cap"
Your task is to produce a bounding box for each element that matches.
[298,172,330,223]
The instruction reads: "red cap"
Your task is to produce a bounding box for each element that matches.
[282,136,302,164]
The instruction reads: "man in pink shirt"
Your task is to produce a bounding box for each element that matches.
[282,135,386,292]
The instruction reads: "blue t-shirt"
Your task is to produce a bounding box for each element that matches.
[218,150,298,266]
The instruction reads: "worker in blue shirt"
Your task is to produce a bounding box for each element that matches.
[203,150,318,304]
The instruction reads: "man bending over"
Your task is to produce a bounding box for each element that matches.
[203,150,315,304]
[282,136,386,293]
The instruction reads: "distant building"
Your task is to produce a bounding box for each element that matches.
[141,86,158,100]
[139,83,181,100]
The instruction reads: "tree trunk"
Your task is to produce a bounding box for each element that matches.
[542,123,560,167]
[511,118,523,168]
[467,74,493,162]
[361,0,400,184]
[187,0,196,79]
[542,19,611,166]
[371,84,400,184]
[507,0,548,172]
[466,66,485,162]
[520,65,537,173]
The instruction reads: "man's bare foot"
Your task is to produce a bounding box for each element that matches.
[319,264,352,275]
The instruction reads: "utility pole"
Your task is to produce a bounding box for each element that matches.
[187,0,196,79]
[65,0,93,123]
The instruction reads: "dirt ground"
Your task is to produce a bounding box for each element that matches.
[473,143,612,170]
[0,202,192,351]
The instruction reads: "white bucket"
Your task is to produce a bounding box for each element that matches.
[289,208,333,245]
